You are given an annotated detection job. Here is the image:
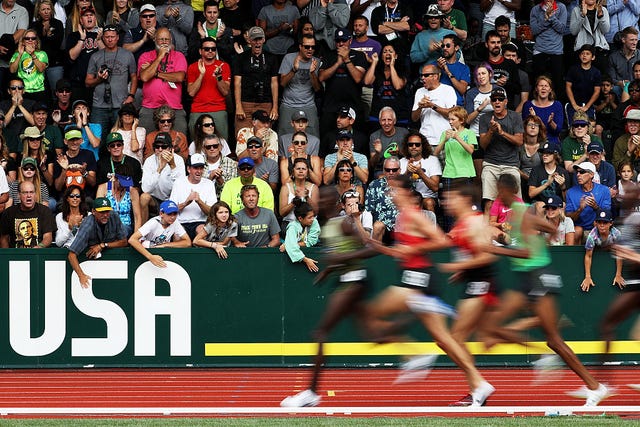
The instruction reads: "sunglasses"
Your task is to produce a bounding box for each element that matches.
[292,140,307,145]
[108,142,124,148]
[576,169,590,174]
[239,165,254,171]
[629,88,640,92]
[302,44,315,50]
[247,144,262,149]
[407,142,422,147]
[342,190,359,199]
[490,97,506,102]
[153,144,169,149]
[23,36,37,41]
[58,88,71,93]
[545,206,558,210]
[421,73,437,77]
[205,144,220,149]
[384,167,400,172]
[22,165,36,171]
[442,43,453,48]
[573,123,588,128]
[159,118,174,124]
[140,14,156,18]
[202,122,215,127]
[68,194,82,199]
[202,46,217,52]
[10,85,24,90]
[339,167,353,173]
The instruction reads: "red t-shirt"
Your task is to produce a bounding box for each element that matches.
[187,60,231,113]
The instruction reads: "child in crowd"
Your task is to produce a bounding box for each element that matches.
[193,201,238,259]
[580,209,624,292]
[279,200,320,272]
[594,76,618,142]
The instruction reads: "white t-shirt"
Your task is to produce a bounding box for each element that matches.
[413,84,457,146]
[169,176,217,223]
[483,1,515,26]
[137,216,188,248]
[0,167,8,194]
[400,156,443,199]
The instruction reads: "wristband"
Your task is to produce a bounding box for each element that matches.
[343,60,351,64]
[128,93,135,97]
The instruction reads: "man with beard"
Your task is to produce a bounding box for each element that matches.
[484,30,521,110]
[138,27,188,136]
[278,34,321,138]
[169,153,217,240]
[220,157,274,214]
[410,5,455,69]
[435,34,470,106]
[235,184,280,248]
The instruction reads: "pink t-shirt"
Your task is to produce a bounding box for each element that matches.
[490,196,524,224]
[138,50,188,109]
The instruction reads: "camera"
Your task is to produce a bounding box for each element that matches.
[99,64,111,77]
[103,83,112,104]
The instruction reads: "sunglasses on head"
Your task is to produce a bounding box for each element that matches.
[292,139,307,145]
[205,143,219,149]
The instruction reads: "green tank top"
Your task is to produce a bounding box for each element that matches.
[321,216,365,272]
[509,202,551,271]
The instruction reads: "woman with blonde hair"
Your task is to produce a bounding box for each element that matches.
[9,30,48,103]
[561,110,604,171]
[6,157,49,208]
[522,75,564,145]
[66,0,101,37]
[21,127,54,189]
[107,0,139,38]
[34,0,65,98]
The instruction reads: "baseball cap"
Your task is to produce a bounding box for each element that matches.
[56,79,72,91]
[538,142,560,154]
[103,24,118,33]
[188,153,206,167]
[140,4,155,13]
[336,129,353,140]
[595,209,613,222]
[93,197,112,212]
[106,132,124,146]
[154,131,172,146]
[160,200,179,214]
[334,27,352,41]
[72,99,88,110]
[544,195,563,208]
[625,109,640,121]
[252,110,270,123]
[248,26,265,40]
[573,161,596,174]
[64,128,82,140]
[587,142,604,153]
[115,173,134,188]
[32,102,49,113]
[490,87,508,99]
[246,136,263,147]
[21,157,37,168]
[424,4,444,17]
[338,106,356,119]
[291,110,308,121]
[238,157,255,168]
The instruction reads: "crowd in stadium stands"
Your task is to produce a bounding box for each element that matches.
[0,0,639,267]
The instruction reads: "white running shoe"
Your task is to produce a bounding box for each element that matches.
[566,385,589,399]
[629,384,640,391]
[393,354,438,384]
[471,381,495,407]
[280,389,321,407]
[531,354,564,385]
[584,383,614,406]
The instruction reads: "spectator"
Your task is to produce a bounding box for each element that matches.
[107,0,140,44]
[235,184,280,248]
[569,0,610,73]
[370,0,411,54]
[0,158,8,212]
[143,105,189,162]
[70,99,101,161]
[332,158,365,204]
[187,37,231,141]
[494,14,524,54]
[522,76,564,145]
[279,131,322,186]
[565,161,612,243]
[67,197,128,289]
[0,0,28,97]
[169,153,217,240]
[66,1,101,38]
[363,43,409,126]
[488,173,522,244]
[0,180,55,248]
[480,0,520,38]
[257,0,299,56]
[365,156,400,240]
[155,0,194,57]
[279,200,320,272]
[0,130,16,183]
[189,1,234,63]
[613,108,640,173]
[435,34,470,106]
[31,102,63,157]
[6,157,49,208]
[310,0,349,52]
[594,75,618,142]
[1,78,35,139]
[611,78,640,143]
[587,142,617,194]
[542,194,575,246]
[128,199,191,268]
[200,134,237,198]
[565,44,602,122]
[219,0,252,43]
[320,106,369,158]
[96,131,142,188]
[66,5,104,102]
[410,5,455,68]
[112,103,145,165]
[437,0,468,41]
[350,15,381,61]
[52,126,97,195]
[51,79,74,134]
[138,27,188,137]
[616,160,638,217]
[279,156,318,228]
[484,30,521,110]
[323,129,369,185]
[55,185,89,248]
[528,141,570,206]
[220,157,274,214]
[278,34,321,139]
[501,44,530,114]
[245,136,279,191]
[479,87,524,208]
[85,24,138,146]
[608,26,640,93]
[465,62,496,141]
[605,0,640,45]
[620,60,640,102]
[236,109,278,160]
[189,114,231,158]
[19,126,54,191]
[278,111,321,158]
[232,26,279,132]
[562,110,604,171]
[9,29,48,103]
[368,106,408,179]
[340,187,373,235]
[122,3,157,63]
[96,162,141,237]
[580,209,623,291]
[401,128,441,213]
[140,132,186,223]
[530,0,567,100]
[192,200,238,258]
[318,27,367,135]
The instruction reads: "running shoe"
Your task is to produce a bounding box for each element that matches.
[449,393,474,407]
[628,384,640,391]
[280,389,321,407]
[531,354,564,385]
[566,385,588,399]
[471,381,495,407]
[393,354,438,384]
[584,383,613,406]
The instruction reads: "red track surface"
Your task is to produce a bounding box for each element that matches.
[0,367,638,417]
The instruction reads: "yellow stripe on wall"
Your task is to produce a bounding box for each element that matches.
[204,341,640,356]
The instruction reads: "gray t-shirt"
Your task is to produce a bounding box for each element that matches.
[279,132,320,157]
[479,110,524,167]
[87,47,137,108]
[279,52,319,108]
[258,4,300,55]
[254,157,280,184]
[236,207,281,247]
[369,127,409,175]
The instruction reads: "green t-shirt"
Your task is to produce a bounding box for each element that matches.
[509,202,551,271]
[9,51,48,94]
[219,176,275,214]
[561,134,603,165]
[446,9,467,32]
[440,127,477,178]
